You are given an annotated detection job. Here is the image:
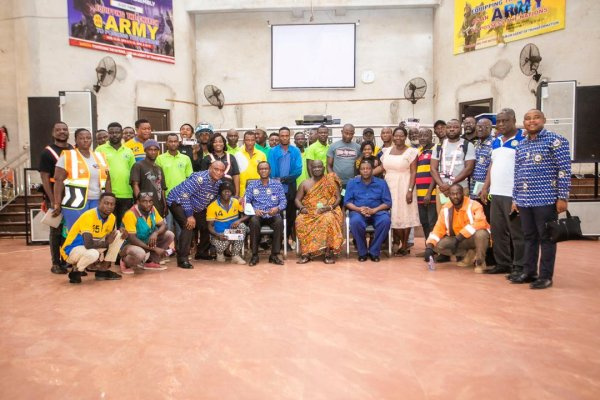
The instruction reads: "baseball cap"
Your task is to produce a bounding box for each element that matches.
[143,139,160,150]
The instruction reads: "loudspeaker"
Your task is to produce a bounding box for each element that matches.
[59,91,98,146]
[538,81,576,160]
[575,85,600,162]
[28,97,60,169]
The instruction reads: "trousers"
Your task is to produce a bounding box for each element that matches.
[491,195,526,269]
[349,211,391,257]
[519,204,557,280]
[435,230,490,262]
[249,216,283,256]
[120,230,175,267]
[66,246,106,272]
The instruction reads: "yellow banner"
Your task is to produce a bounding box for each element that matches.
[454,0,566,54]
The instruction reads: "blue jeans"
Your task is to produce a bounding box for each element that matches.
[349,211,391,257]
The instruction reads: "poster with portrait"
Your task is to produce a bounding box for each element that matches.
[454,0,566,54]
[67,0,175,63]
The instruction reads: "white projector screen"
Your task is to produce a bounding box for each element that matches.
[271,23,356,89]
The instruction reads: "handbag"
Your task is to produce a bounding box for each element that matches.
[545,211,583,243]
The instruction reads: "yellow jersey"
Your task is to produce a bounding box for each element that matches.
[61,208,116,260]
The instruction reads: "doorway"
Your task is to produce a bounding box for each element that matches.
[459,98,493,122]
[137,107,170,132]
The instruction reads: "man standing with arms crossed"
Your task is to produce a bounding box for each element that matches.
[327,124,360,197]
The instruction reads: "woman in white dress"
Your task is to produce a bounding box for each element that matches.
[374,127,420,256]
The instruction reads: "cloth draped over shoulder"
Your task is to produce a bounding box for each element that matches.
[296,173,344,256]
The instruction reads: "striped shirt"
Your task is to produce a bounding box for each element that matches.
[416,145,436,204]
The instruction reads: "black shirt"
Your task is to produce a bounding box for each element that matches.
[130,159,167,216]
[199,153,240,177]
[38,143,74,175]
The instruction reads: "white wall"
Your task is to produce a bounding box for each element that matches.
[1,0,197,158]
[432,0,600,120]
[194,8,434,130]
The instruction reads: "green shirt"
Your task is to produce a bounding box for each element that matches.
[255,143,270,158]
[305,141,329,170]
[296,150,309,188]
[97,142,135,198]
[156,151,193,196]
[227,144,241,155]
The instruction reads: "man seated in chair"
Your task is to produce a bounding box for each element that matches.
[245,161,287,266]
[119,192,175,274]
[424,183,491,273]
[60,192,129,284]
[344,160,392,262]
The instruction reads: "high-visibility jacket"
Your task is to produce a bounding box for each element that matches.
[61,149,108,210]
[426,196,490,246]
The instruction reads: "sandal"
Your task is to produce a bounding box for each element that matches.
[324,255,335,264]
[395,248,410,257]
[296,255,311,264]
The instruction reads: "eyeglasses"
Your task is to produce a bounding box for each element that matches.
[139,192,154,198]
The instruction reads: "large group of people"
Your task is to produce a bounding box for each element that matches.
[39,107,571,290]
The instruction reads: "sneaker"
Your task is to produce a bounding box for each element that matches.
[51,264,68,274]
[143,262,167,271]
[216,253,226,262]
[473,260,488,274]
[231,255,246,265]
[119,260,134,275]
[95,270,122,280]
[457,250,475,267]
[68,270,82,284]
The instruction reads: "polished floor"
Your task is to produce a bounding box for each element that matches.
[1,238,599,400]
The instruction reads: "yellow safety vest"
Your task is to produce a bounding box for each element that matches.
[61,149,108,210]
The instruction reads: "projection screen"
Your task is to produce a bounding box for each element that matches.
[271,23,356,89]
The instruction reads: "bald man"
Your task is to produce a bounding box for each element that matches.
[226,129,241,154]
[327,124,361,193]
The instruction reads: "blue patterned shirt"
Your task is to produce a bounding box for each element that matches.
[245,179,287,219]
[513,129,571,207]
[470,134,495,198]
[166,170,221,217]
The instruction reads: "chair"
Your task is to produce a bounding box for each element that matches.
[345,210,392,257]
[242,210,287,258]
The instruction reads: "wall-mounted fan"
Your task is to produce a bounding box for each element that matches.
[404,77,427,104]
[93,56,117,93]
[520,43,542,82]
[204,84,225,109]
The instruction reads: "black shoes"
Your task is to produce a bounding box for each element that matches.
[249,255,259,266]
[269,255,284,265]
[178,261,194,269]
[194,253,216,261]
[51,264,68,274]
[530,278,552,289]
[68,270,82,284]
[484,265,511,274]
[95,270,122,280]
[369,254,380,262]
[434,254,451,263]
[358,255,368,262]
[509,273,538,284]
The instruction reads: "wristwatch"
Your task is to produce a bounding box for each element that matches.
[408,187,413,192]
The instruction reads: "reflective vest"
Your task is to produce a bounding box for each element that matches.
[61,149,108,210]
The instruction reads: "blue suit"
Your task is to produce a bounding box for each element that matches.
[344,176,392,257]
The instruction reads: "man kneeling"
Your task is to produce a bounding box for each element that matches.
[424,183,490,273]
[61,192,128,284]
[119,192,175,274]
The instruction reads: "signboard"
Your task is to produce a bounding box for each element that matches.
[67,0,174,64]
[454,0,565,54]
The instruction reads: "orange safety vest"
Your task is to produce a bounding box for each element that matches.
[61,149,108,210]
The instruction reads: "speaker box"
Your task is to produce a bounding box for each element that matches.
[575,85,600,162]
[28,97,60,169]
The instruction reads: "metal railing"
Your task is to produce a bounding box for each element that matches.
[0,148,30,211]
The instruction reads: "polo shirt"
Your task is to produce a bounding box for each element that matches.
[513,129,571,207]
[60,208,115,259]
[255,143,270,157]
[124,137,146,162]
[97,143,135,198]
[344,176,392,210]
[227,144,242,155]
[489,130,525,197]
[206,198,243,233]
[416,145,436,204]
[167,170,221,217]
[235,147,267,197]
[122,205,163,233]
[156,151,193,196]
[296,151,309,188]
[305,141,329,169]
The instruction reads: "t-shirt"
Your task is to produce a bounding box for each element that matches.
[130,160,167,216]
[60,208,115,259]
[96,143,135,199]
[122,206,164,233]
[55,151,102,200]
[296,151,309,188]
[327,140,361,185]
[432,139,475,188]
[38,143,73,198]
[305,141,329,168]
[206,198,243,233]
[124,137,146,162]
[156,151,193,196]
[490,130,525,197]
[416,146,436,204]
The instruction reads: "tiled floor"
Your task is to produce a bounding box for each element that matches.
[1,238,599,399]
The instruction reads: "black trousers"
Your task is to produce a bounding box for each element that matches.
[490,195,526,270]
[284,185,296,240]
[418,202,437,243]
[169,203,209,263]
[519,204,558,280]
[114,197,134,229]
[195,209,211,257]
[49,224,64,266]
[249,215,283,256]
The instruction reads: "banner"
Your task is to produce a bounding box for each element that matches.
[67,0,174,64]
[453,0,565,54]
